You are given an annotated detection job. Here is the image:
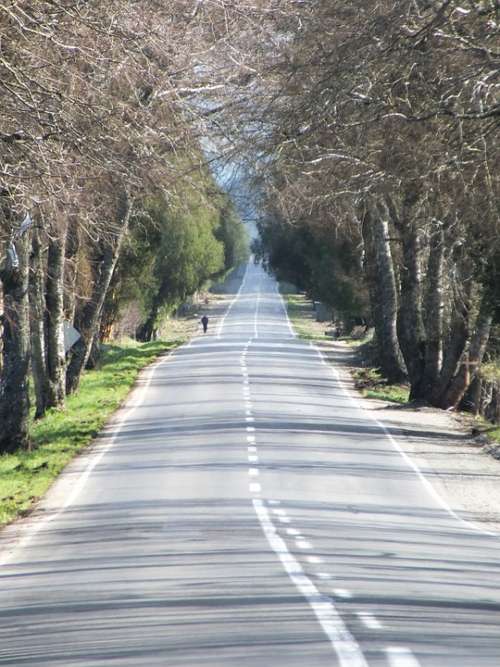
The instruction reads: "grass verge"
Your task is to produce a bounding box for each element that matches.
[489,427,500,444]
[280,289,335,341]
[352,367,410,404]
[0,340,180,528]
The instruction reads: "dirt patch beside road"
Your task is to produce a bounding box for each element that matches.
[158,264,248,341]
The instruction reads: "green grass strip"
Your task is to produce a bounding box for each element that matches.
[353,367,409,404]
[0,340,180,528]
[280,289,330,341]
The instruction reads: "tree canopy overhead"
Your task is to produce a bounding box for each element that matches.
[0,0,499,452]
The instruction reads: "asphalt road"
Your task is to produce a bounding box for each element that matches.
[2,261,500,666]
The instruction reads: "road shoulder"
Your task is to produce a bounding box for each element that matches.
[319,338,500,535]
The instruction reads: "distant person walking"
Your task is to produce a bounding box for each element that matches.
[201,315,209,334]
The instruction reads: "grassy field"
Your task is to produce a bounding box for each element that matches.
[280,287,410,405]
[0,340,180,528]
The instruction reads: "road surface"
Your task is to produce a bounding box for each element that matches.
[1,261,500,666]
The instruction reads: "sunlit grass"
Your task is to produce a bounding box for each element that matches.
[353,367,409,404]
[280,289,332,341]
[0,340,180,527]
[490,427,500,441]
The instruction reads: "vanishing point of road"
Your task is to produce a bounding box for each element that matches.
[2,260,500,667]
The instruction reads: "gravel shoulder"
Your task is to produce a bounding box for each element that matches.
[318,339,500,535]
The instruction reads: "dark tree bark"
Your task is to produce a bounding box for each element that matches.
[388,193,427,400]
[421,221,445,396]
[136,296,160,342]
[0,225,32,453]
[361,207,406,383]
[430,276,473,405]
[436,293,493,409]
[66,189,131,394]
[86,335,101,370]
[29,226,50,419]
[64,217,80,323]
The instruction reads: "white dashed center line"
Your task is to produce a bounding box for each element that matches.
[286,528,301,536]
[385,647,420,667]
[306,556,323,564]
[356,612,383,630]
[296,539,313,550]
[252,499,369,666]
[333,589,353,599]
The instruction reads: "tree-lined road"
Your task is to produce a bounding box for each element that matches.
[1,262,500,666]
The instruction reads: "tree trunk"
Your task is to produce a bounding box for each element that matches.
[86,335,101,370]
[361,207,406,383]
[45,230,67,408]
[437,293,493,409]
[430,277,473,405]
[29,226,50,419]
[421,222,445,396]
[396,220,426,400]
[64,216,80,323]
[66,189,131,394]
[0,228,32,453]
[136,298,160,342]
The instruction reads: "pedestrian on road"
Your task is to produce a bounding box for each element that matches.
[201,315,209,333]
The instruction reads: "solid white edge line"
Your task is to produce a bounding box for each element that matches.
[0,260,254,566]
[254,286,260,339]
[0,348,174,568]
[252,499,369,667]
[216,260,251,339]
[309,342,499,540]
[276,283,297,338]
